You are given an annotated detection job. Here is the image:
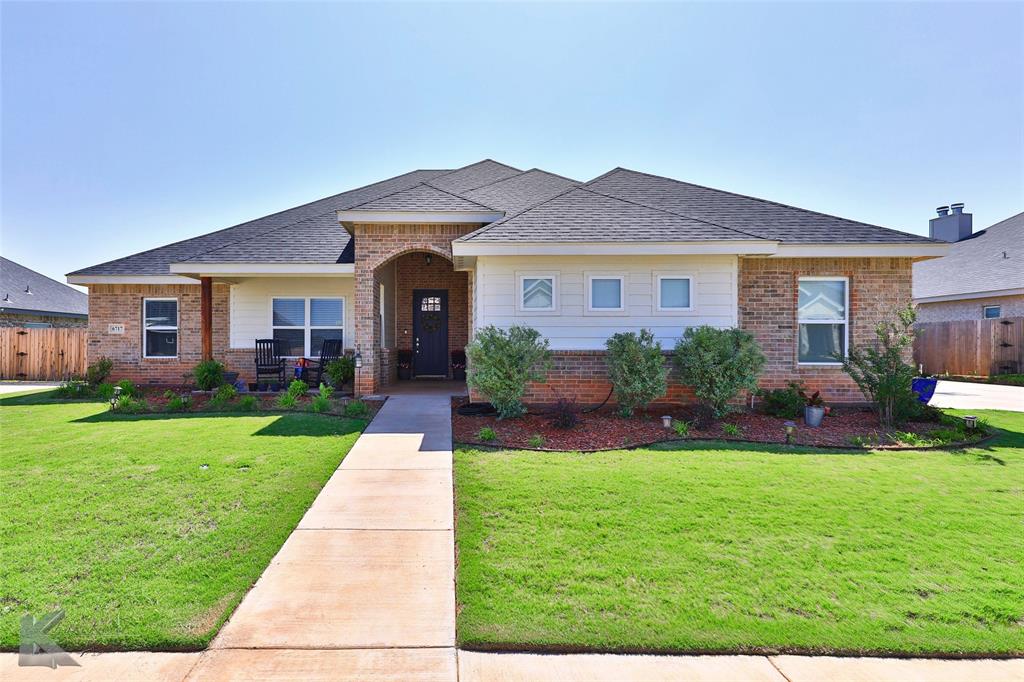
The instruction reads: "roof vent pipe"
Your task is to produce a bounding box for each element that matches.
[936,206,950,217]
[950,202,965,215]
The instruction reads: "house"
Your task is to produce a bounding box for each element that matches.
[913,207,1023,322]
[67,160,947,402]
[1,257,88,328]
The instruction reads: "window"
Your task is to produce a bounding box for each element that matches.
[143,298,178,358]
[587,274,625,312]
[272,297,344,357]
[517,273,558,312]
[797,278,847,364]
[656,275,693,311]
[983,305,1001,319]
[379,283,386,347]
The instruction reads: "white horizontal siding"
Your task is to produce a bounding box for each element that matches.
[229,277,355,349]
[474,255,738,350]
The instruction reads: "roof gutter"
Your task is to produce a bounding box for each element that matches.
[67,275,198,285]
[337,209,504,234]
[771,243,950,258]
[169,262,355,278]
[452,240,779,257]
[914,287,1024,305]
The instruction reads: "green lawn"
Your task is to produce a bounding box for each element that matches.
[0,390,365,651]
[455,409,1024,656]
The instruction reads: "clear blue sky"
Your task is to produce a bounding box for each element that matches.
[2,2,1021,285]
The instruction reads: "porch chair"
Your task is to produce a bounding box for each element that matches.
[254,338,286,387]
[308,338,344,388]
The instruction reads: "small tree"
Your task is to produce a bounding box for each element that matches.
[673,327,765,417]
[466,325,551,419]
[605,329,668,417]
[839,306,919,429]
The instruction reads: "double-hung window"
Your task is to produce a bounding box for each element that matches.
[143,298,178,358]
[587,274,625,312]
[797,277,848,364]
[272,297,344,357]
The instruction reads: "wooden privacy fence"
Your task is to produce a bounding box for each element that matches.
[914,317,1023,377]
[0,327,88,381]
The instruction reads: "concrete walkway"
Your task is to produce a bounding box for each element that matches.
[929,379,1024,412]
[4,388,1022,681]
[0,381,60,395]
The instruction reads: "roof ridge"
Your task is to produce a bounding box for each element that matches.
[464,168,582,194]
[579,184,771,242]
[416,181,503,212]
[426,159,522,187]
[67,167,445,275]
[602,167,930,239]
[457,183,586,242]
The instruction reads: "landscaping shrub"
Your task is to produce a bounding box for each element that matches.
[275,393,298,410]
[163,390,191,413]
[722,423,742,437]
[605,329,668,418]
[465,325,551,419]
[672,419,690,437]
[193,360,225,391]
[527,434,545,448]
[95,382,116,402]
[325,357,355,389]
[310,384,334,413]
[116,379,138,398]
[286,380,309,400]
[758,382,805,418]
[476,427,497,442]
[112,395,148,414]
[838,306,919,429]
[673,327,765,417]
[238,395,258,412]
[55,380,89,399]
[85,357,113,386]
[343,399,369,419]
[208,384,237,410]
[548,396,580,430]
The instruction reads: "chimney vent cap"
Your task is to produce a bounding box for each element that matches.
[950,202,965,214]
[936,205,950,216]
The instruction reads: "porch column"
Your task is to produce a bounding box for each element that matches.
[353,251,380,397]
[200,276,213,361]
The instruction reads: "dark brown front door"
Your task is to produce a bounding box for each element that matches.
[413,289,448,377]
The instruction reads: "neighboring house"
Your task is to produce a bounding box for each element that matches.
[913,207,1024,323]
[67,160,947,401]
[1,257,88,328]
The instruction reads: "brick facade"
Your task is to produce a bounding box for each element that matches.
[352,223,478,394]
[915,294,1024,323]
[394,251,469,371]
[86,283,254,385]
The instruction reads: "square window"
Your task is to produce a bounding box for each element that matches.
[798,280,846,320]
[522,277,554,310]
[272,297,344,357]
[590,277,623,310]
[983,305,1001,319]
[311,329,343,356]
[310,298,343,326]
[658,277,691,310]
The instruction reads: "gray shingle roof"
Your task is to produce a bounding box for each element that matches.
[426,159,521,194]
[462,169,580,215]
[459,187,762,242]
[2,257,88,316]
[582,168,937,244]
[348,182,498,212]
[68,168,449,276]
[913,211,1024,300]
[182,212,353,264]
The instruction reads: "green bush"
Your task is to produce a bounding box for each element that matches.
[605,329,668,418]
[55,380,89,399]
[238,394,258,412]
[722,423,742,437]
[275,393,298,410]
[85,357,113,386]
[287,380,308,400]
[95,382,116,402]
[477,427,497,442]
[325,357,355,388]
[838,306,919,429]
[758,382,805,418]
[116,379,138,398]
[310,386,333,414]
[466,325,551,419]
[527,434,545,448]
[164,390,191,413]
[672,419,690,437]
[193,360,225,391]
[112,394,149,414]
[343,399,369,419]
[673,327,765,418]
[208,383,237,410]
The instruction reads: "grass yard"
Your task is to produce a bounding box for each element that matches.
[0,390,365,651]
[455,409,1024,656]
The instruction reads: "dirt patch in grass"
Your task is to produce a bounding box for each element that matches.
[452,398,974,451]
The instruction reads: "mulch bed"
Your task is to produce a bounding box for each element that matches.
[125,385,383,418]
[452,398,975,451]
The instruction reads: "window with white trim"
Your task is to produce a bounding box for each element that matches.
[518,274,557,312]
[143,298,178,358]
[379,283,387,347]
[272,297,344,357]
[797,278,847,364]
[983,305,1001,319]
[587,274,624,312]
[656,275,693,311]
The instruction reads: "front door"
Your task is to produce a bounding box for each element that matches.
[412,289,448,377]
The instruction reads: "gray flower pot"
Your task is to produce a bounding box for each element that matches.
[804,405,826,427]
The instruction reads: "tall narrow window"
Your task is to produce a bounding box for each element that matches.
[143,298,178,358]
[272,297,344,357]
[379,283,387,347]
[797,278,847,364]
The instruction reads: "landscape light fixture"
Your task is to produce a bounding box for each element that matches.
[110,385,122,408]
[661,415,673,429]
[963,415,978,430]
[784,421,796,444]
[354,350,362,369]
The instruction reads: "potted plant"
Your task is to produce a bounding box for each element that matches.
[799,388,826,427]
[451,349,466,381]
[397,349,413,380]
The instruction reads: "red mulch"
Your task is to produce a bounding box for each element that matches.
[131,386,381,416]
[451,398,957,451]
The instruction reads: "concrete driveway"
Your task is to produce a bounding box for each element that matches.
[0,381,60,395]
[929,380,1024,412]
